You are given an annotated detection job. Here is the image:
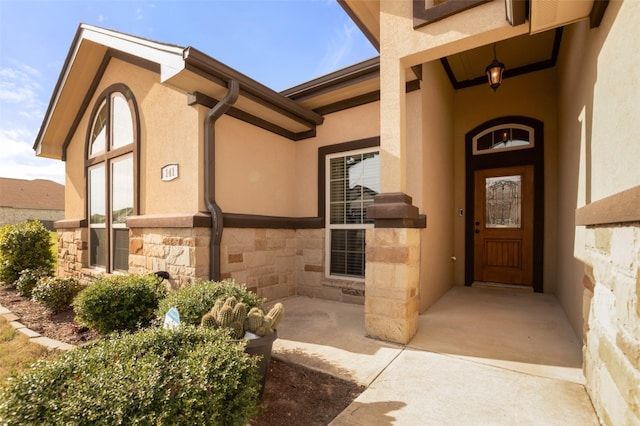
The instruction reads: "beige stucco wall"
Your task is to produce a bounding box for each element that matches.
[140,76,202,215]
[64,58,203,219]
[293,101,381,217]
[64,102,89,218]
[379,0,528,194]
[212,100,381,218]
[409,61,456,312]
[557,1,640,338]
[215,116,297,216]
[556,2,639,423]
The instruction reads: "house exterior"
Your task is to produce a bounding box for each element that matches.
[0,178,64,230]
[33,1,638,423]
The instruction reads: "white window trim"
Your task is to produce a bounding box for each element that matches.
[324,147,378,281]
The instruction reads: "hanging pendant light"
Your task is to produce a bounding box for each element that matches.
[486,43,505,92]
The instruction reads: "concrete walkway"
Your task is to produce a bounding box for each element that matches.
[272,286,599,425]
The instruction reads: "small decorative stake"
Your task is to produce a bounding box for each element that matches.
[163,307,181,329]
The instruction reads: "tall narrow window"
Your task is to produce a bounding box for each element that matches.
[86,84,138,272]
[326,148,379,279]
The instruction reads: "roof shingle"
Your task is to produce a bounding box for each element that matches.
[0,178,64,210]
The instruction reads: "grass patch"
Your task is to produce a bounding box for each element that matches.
[0,317,59,383]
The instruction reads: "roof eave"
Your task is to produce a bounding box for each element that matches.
[182,47,324,126]
[338,0,381,52]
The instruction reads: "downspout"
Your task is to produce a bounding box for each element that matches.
[204,80,240,280]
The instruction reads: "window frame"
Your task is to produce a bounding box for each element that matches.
[413,0,491,29]
[84,83,139,273]
[472,123,534,155]
[324,146,380,281]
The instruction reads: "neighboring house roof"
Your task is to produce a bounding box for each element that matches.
[0,178,64,210]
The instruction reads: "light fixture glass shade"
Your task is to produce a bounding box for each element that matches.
[486,59,505,91]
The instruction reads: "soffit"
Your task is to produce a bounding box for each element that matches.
[294,77,381,111]
[280,57,418,112]
[338,0,381,51]
[442,28,559,89]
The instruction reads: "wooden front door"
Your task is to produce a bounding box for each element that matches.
[473,165,534,286]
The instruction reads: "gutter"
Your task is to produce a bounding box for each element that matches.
[204,79,240,281]
[184,47,323,127]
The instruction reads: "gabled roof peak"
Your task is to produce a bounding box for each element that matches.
[34,23,324,159]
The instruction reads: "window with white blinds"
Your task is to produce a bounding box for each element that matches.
[325,148,379,279]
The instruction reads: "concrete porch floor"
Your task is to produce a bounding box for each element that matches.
[272,285,599,425]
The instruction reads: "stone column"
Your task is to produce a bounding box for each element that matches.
[365,193,426,344]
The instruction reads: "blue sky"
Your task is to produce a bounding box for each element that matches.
[0,0,377,184]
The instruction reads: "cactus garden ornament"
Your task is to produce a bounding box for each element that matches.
[199,296,284,339]
[199,293,285,398]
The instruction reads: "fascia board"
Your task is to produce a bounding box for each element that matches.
[79,24,186,79]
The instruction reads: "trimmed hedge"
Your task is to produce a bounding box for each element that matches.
[0,326,261,425]
[0,220,54,286]
[74,274,167,334]
[31,276,82,313]
[156,279,265,326]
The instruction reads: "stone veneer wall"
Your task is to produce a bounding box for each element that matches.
[365,227,421,344]
[128,227,210,289]
[56,226,210,289]
[220,228,296,302]
[295,229,365,304]
[220,228,364,304]
[57,228,88,278]
[56,223,367,305]
[582,225,640,425]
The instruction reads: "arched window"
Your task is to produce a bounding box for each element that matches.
[85,84,138,272]
[472,123,534,155]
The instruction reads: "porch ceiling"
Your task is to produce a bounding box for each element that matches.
[441,28,561,90]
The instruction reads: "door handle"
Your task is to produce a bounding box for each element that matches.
[475,229,480,234]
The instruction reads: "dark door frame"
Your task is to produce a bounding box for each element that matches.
[464,116,545,293]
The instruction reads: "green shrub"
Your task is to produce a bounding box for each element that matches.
[0,220,55,286]
[74,274,167,334]
[15,268,52,298]
[0,326,261,425]
[157,279,265,326]
[31,276,82,313]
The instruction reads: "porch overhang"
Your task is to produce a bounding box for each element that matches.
[33,24,324,160]
[339,0,604,53]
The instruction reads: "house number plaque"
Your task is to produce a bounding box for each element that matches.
[161,164,179,181]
